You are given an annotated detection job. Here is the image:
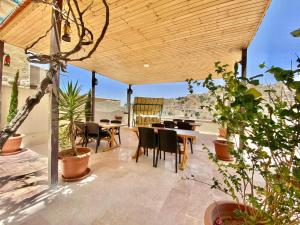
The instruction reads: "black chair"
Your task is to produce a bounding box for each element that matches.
[177,122,194,154]
[136,127,157,167]
[85,122,111,153]
[111,120,122,144]
[156,129,181,173]
[163,120,175,128]
[184,119,195,123]
[152,123,165,128]
[74,121,86,146]
[100,119,110,123]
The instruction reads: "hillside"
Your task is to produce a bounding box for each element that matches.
[162,82,292,120]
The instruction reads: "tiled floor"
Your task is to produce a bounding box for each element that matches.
[0,128,230,225]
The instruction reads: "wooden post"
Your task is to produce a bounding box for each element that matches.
[48,0,62,186]
[127,84,133,127]
[240,48,247,150]
[241,48,247,78]
[0,41,4,124]
[91,71,96,121]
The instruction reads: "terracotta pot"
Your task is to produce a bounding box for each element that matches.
[213,140,233,161]
[218,128,227,138]
[1,134,24,154]
[204,201,251,225]
[59,147,91,179]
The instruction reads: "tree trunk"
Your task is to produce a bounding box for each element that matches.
[0,65,58,149]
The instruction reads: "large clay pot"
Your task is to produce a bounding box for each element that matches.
[204,201,251,225]
[213,140,233,161]
[1,134,24,154]
[59,147,91,179]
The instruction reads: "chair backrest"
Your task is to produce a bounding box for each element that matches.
[152,123,164,128]
[86,122,100,135]
[177,121,193,130]
[138,127,156,149]
[173,119,182,123]
[163,120,175,128]
[100,119,110,123]
[74,121,85,133]
[158,129,178,153]
[111,120,121,124]
[184,119,195,123]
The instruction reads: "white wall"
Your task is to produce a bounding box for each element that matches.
[1,85,50,146]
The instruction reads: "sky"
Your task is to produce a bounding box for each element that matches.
[60,0,300,105]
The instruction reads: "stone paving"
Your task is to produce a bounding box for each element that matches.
[0,128,231,225]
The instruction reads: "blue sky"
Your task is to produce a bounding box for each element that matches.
[60,0,300,105]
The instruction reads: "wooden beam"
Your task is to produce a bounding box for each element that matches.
[241,48,247,78]
[127,84,132,127]
[0,41,4,124]
[48,0,62,186]
[91,71,96,121]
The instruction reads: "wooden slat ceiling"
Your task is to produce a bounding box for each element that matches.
[0,0,271,84]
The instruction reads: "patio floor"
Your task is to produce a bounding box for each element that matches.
[0,127,230,225]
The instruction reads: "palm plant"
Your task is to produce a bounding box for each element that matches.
[59,82,87,154]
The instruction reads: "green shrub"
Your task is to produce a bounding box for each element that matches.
[85,90,92,121]
[7,70,19,123]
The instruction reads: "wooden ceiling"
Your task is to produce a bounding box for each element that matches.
[0,0,271,84]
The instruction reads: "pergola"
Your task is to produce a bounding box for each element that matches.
[0,0,271,185]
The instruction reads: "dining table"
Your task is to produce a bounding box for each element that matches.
[98,122,127,151]
[131,126,199,170]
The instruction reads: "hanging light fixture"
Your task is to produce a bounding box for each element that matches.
[62,8,71,42]
[62,21,71,42]
[4,54,11,67]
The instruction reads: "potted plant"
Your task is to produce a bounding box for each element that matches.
[202,63,242,161]
[1,70,24,155]
[59,82,91,180]
[199,61,300,224]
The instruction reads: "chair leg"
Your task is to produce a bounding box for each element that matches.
[175,151,178,173]
[118,133,121,145]
[189,139,193,154]
[179,151,181,164]
[85,138,88,147]
[164,151,165,160]
[146,148,149,156]
[155,148,159,167]
[136,144,141,163]
[153,148,156,167]
[159,149,161,159]
[81,137,85,147]
[96,138,101,153]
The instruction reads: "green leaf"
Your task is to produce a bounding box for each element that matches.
[296,89,300,102]
[293,167,300,181]
[291,28,300,37]
[259,62,266,69]
[246,88,262,98]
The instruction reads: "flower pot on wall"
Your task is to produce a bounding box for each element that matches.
[1,134,24,155]
[59,147,91,180]
[213,140,233,161]
[204,201,251,225]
